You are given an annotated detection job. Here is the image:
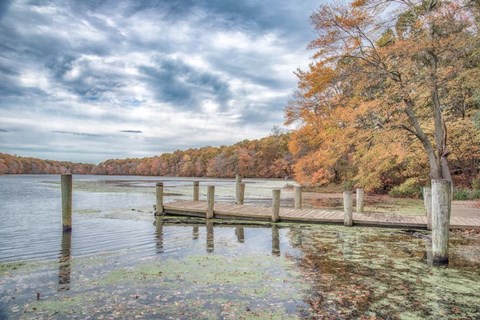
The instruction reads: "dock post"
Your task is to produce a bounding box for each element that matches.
[294,186,302,209]
[272,189,281,222]
[356,188,364,213]
[423,187,432,230]
[193,181,199,201]
[235,174,242,204]
[61,174,72,231]
[155,182,164,216]
[238,182,245,205]
[207,185,215,219]
[343,191,353,226]
[431,180,451,265]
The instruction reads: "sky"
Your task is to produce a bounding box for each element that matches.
[0,0,322,164]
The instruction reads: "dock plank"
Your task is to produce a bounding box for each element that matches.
[162,200,480,229]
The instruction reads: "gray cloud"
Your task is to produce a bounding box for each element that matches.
[138,56,231,110]
[0,0,321,162]
[52,131,103,137]
[120,130,142,134]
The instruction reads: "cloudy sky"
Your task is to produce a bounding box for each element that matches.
[0,0,322,163]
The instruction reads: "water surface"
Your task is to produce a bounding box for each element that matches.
[1,175,479,319]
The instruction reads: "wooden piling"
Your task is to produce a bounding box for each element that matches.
[207,185,215,219]
[238,182,245,205]
[193,181,199,201]
[431,180,451,265]
[61,174,72,231]
[356,188,364,213]
[235,174,242,204]
[343,191,353,226]
[423,187,432,231]
[155,182,164,216]
[294,186,302,209]
[272,189,281,222]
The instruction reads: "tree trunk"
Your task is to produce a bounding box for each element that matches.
[403,99,442,179]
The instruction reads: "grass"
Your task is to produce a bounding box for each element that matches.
[304,194,426,216]
[364,197,425,216]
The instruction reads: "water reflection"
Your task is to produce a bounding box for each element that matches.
[290,227,303,247]
[235,226,244,243]
[206,221,214,253]
[155,221,284,256]
[192,226,199,240]
[155,217,164,254]
[4,216,480,320]
[271,225,280,256]
[58,230,71,291]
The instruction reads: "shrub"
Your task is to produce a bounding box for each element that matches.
[453,188,480,200]
[454,189,469,200]
[388,178,422,198]
[341,180,355,191]
[472,177,480,190]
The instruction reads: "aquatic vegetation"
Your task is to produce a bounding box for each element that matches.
[2,223,480,319]
[2,176,479,319]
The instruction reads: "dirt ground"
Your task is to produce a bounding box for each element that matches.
[302,192,480,218]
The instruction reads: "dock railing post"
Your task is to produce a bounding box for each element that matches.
[356,188,364,213]
[155,182,164,216]
[294,186,302,209]
[193,181,199,201]
[431,180,451,265]
[272,189,281,222]
[238,182,245,205]
[61,174,72,231]
[207,185,215,219]
[343,191,353,226]
[423,186,432,230]
[235,174,242,204]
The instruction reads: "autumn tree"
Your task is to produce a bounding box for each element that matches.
[287,0,480,189]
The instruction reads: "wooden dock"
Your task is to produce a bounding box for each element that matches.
[163,200,480,230]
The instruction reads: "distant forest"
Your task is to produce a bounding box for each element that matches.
[0,133,293,179]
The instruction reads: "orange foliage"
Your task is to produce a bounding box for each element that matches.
[286,0,480,190]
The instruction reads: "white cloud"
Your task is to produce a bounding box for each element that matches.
[0,0,320,163]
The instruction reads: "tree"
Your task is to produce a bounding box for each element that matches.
[287,0,480,188]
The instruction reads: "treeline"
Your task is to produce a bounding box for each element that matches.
[0,153,95,174]
[92,133,293,178]
[0,133,294,178]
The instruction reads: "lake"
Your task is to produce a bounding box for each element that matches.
[1,175,479,319]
